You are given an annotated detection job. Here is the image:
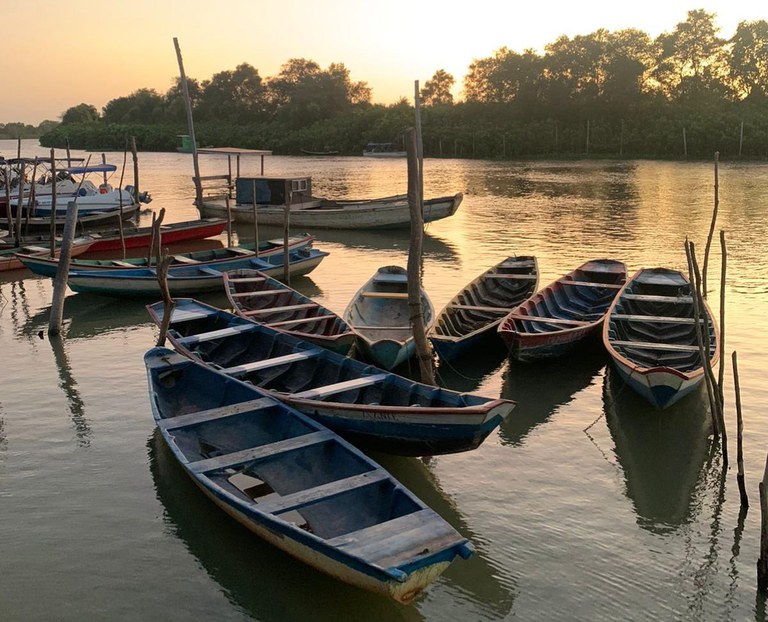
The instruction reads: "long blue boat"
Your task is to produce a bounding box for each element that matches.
[62,248,328,297]
[145,347,473,602]
[146,298,515,456]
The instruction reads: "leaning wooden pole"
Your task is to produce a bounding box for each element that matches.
[130,136,140,205]
[406,126,435,385]
[49,150,57,256]
[758,453,768,591]
[414,81,424,214]
[252,179,260,256]
[118,142,128,258]
[173,37,202,207]
[732,351,748,508]
[3,165,13,242]
[283,191,291,285]
[717,230,727,409]
[48,201,80,336]
[702,152,719,297]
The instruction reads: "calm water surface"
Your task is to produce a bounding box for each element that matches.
[1,139,767,621]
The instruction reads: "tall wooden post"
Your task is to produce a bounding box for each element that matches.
[283,191,291,285]
[759,454,768,590]
[3,165,12,242]
[732,351,748,508]
[739,120,744,157]
[118,143,128,258]
[414,81,424,214]
[65,138,71,166]
[48,201,79,336]
[130,136,139,205]
[101,153,108,185]
[683,127,688,157]
[702,152,719,297]
[252,179,259,256]
[49,150,57,256]
[173,37,202,207]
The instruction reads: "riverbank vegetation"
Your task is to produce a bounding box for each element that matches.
[38,10,768,160]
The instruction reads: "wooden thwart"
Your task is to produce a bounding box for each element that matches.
[506,314,590,326]
[361,292,409,299]
[177,323,256,345]
[612,313,700,324]
[448,304,508,313]
[158,398,273,431]
[228,276,267,283]
[562,280,623,289]
[222,350,321,375]
[485,273,537,280]
[621,293,693,303]
[267,314,331,328]
[292,373,388,399]
[229,289,286,298]
[243,303,316,316]
[172,255,200,264]
[611,340,701,352]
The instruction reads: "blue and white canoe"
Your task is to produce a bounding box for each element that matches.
[343,266,434,370]
[145,347,473,602]
[63,248,328,297]
[146,298,515,456]
[603,267,720,409]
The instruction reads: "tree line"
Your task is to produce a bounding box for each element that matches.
[39,10,768,159]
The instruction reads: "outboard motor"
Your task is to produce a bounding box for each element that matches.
[125,185,152,203]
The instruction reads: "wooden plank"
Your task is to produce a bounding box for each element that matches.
[243,303,316,315]
[447,304,509,313]
[227,247,255,256]
[484,273,537,280]
[267,315,333,327]
[222,350,320,375]
[621,293,693,303]
[194,174,231,182]
[172,255,200,264]
[256,469,389,515]
[158,398,273,431]
[198,267,222,277]
[229,289,289,298]
[177,323,256,346]
[227,276,267,283]
[612,313,700,324]
[610,340,701,352]
[505,314,591,326]
[168,308,213,323]
[110,260,135,267]
[189,430,334,474]
[361,292,409,299]
[292,373,388,400]
[561,280,623,289]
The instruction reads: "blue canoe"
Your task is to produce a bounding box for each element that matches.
[61,248,328,297]
[145,347,473,602]
[146,298,515,456]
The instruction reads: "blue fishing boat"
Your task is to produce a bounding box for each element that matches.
[145,347,473,602]
[343,266,434,370]
[61,248,328,297]
[146,298,515,456]
[603,268,720,408]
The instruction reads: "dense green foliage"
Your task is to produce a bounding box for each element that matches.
[1,120,58,139]
[38,11,768,159]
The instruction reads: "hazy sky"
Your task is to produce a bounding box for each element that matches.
[3,1,767,124]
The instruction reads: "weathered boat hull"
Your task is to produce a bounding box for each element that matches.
[87,218,228,252]
[199,193,462,229]
[0,237,94,272]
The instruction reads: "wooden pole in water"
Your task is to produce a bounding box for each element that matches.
[717,230,727,409]
[65,138,71,166]
[101,153,108,186]
[732,351,748,508]
[16,137,21,159]
[414,81,424,215]
[758,454,768,591]
[24,158,39,233]
[13,160,23,247]
[147,211,157,266]
[3,165,13,243]
[130,136,140,205]
[48,200,79,336]
[155,249,175,347]
[173,37,202,208]
[702,152,719,297]
[49,150,57,256]
[225,194,232,247]
[252,179,259,256]
[117,142,128,258]
[283,191,291,285]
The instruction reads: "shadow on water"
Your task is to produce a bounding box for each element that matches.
[48,334,91,447]
[602,366,713,533]
[434,339,508,394]
[498,347,607,447]
[147,431,421,622]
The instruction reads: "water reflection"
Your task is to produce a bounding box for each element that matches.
[148,432,422,622]
[602,366,713,533]
[48,334,91,447]
[435,340,507,394]
[372,453,516,618]
[499,349,607,446]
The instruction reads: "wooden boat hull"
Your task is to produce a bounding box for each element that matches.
[146,298,514,456]
[0,203,140,232]
[429,256,539,360]
[199,193,462,230]
[87,218,228,252]
[603,268,719,409]
[0,237,94,272]
[145,348,473,602]
[64,249,328,297]
[498,259,627,362]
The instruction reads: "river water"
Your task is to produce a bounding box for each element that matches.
[1,139,767,621]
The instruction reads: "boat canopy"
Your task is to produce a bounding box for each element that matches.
[66,164,118,174]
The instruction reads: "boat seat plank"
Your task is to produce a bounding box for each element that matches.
[189,430,334,474]
[484,273,537,280]
[621,293,693,303]
[257,470,389,515]
[372,273,408,284]
[244,303,317,315]
[168,308,213,323]
[505,314,591,326]
[612,313,700,324]
[352,325,407,330]
[292,374,388,400]
[562,280,623,289]
[611,340,701,352]
[229,289,287,298]
[361,292,409,299]
[222,350,321,375]
[177,323,256,345]
[110,260,136,267]
[158,398,273,431]
[198,267,223,277]
[22,245,49,253]
[447,304,509,313]
[227,276,267,283]
[227,247,255,255]
[267,315,332,328]
[172,255,200,264]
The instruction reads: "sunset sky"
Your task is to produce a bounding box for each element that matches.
[2,1,767,124]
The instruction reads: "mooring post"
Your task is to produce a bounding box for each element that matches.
[147,212,157,266]
[252,179,259,256]
[48,201,79,336]
[702,152,719,297]
[283,191,291,285]
[130,136,140,205]
[732,351,748,508]
[3,164,13,243]
[758,453,768,591]
[49,149,57,256]
[718,230,727,409]
[118,142,128,258]
[173,37,202,207]
[225,194,232,247]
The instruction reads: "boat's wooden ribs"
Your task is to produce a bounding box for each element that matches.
[222,350,321,375]
[484,273,537,280]
[612,313,701,324]
[177,323,256,345]
[611,340,700,352]
[158,398,273,431]
[621,293,693,303]
[292,373,389,399]
[448,304,509,313]
[256,469,389,515]
[228,276,268,283]
[189,430,334,473]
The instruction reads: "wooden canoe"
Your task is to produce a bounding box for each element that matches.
[17,233,314,278]
[343,266,434,370]
[429,256,539,360]
[0,236,95,272]
[86,218,228,252]
[498,259,627,361]
[603,267,719,409]
[145,347,473,603]
[60,248,328,297]
[224,268,356,355]
[146,298,515,456]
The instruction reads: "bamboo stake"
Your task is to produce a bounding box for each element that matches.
[16,137,21,159]
[758,454,768,591]
[49,149,57,256]
[101,153,108,186]
[24,158,39,234]
[173,37,202,207]
[118,142,128,259]
[718,230,726,409]
[702,152,719,297]
[283,191,291,285]
[252,179,259,257]
[130,136,139,205]
[732,351,748,508]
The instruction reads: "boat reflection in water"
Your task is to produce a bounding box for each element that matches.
[435,339,507,394]
[602,366,713,533]
[499,348,607,447]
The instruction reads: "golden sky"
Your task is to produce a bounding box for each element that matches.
[2,0,766,124]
